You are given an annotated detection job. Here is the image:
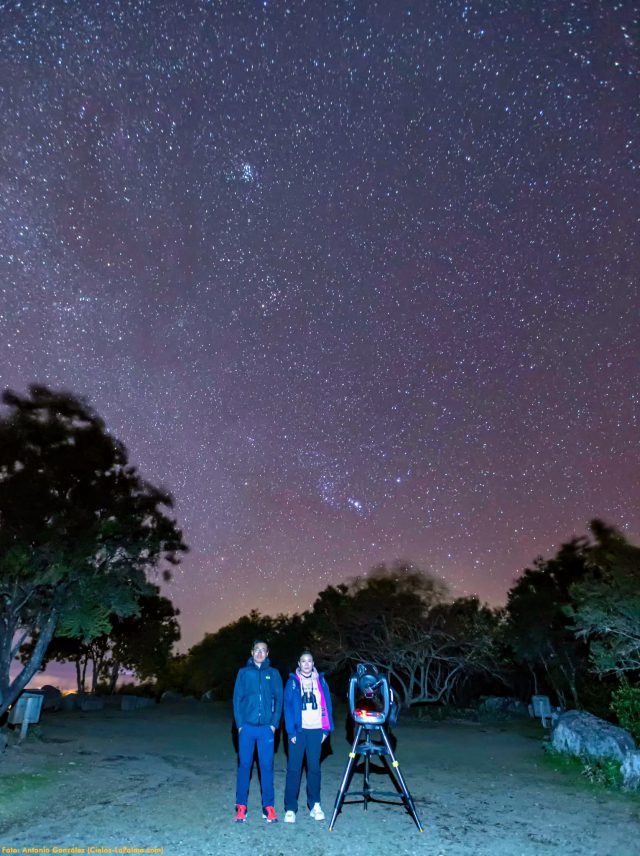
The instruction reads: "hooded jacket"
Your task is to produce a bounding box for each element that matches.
[284,670,334,737]
[233,657,283,730]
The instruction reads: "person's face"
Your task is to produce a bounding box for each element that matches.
[299,653,314,676]
[252,643,268,667]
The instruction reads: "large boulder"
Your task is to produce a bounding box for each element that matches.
[79,695,104,712]
[160,691,197,703]
[551,710,635,762]
[479,696,529,717]
[622,751,640,791]
[40,685,62,711]
[120,695,156,711]
[60,693,80,711]
[160,691,185,703]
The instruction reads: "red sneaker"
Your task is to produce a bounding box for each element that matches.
[235,804,247,823]
[262,806,278,823]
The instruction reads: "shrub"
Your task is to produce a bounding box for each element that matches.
[611,684,640,742]
[542,744,623,791]
[581,758,623,788]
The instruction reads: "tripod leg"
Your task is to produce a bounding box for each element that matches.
[363,751,370,811]
[328,725,363,831]
[378,727,424,832]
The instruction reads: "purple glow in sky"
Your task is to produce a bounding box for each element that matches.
[1,1,638,652]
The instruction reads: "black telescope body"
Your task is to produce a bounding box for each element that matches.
[348,663,390,726]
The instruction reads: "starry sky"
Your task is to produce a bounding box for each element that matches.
[1,0,639,655]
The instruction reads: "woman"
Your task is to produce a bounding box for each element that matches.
[283,649,334,822]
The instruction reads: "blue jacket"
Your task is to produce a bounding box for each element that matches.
[284,671,334,737]
[233,657,283,730]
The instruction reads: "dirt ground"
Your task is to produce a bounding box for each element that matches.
[0,700,638,856]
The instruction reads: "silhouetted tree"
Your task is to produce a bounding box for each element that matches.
[155,654,195,697]
[504,538,591,708]
[33,588,182,694]
[24,634,90,694]
[568,520,640,677]
[308,563,501,705]
[107,588,181,690]
[0,385,186,715]
[308,561,447,669]
[183,609,309,699]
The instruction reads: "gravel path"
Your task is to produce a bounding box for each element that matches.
[0,701,638,856]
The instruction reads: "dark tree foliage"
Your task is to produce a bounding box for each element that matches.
[155,655,194,698]
[26,634,90,695]
[568,520,640,678]
[22,587,180,694]
[181,609,310,699]
[307,561,447,661]
[173,562,503,708]
[308,562,503,707]
[109,588,181,688]
[504,537,592,708]
[0,385,187,715]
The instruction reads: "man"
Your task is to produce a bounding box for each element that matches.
[233,639,283,823]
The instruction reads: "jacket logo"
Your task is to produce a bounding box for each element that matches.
[265,675,270,680]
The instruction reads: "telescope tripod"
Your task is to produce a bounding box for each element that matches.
[328,723,424,831]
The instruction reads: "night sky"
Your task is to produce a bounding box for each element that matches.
[1,0,639,655]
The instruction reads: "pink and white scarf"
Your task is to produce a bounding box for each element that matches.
[296,666,330,731]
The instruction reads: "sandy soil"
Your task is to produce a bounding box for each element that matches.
[0,700,638,856]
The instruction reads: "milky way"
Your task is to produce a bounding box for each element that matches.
[1,0,638,651]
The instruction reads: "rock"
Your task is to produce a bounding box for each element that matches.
[60,693,80,711]
[479,696,529,717]
[0,730,8,753]
[161,691,183,702]
[160,690,198,703]
[120,695,156,711]
[622,751,640,791]
[200,690,216,702]
[79,696,104,712]
[100,695,124,710]
[552,710,635,762]
[507,699,529,716]
[161,691,189,703]
[40,685,62,711]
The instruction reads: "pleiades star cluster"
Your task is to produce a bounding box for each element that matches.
[1,0,638,649]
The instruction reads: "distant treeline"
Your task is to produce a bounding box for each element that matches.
[1,387,638,737]
[159,521,640,727]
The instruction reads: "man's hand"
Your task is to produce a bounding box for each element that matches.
[321,733,327,743]
[270,725,276,733]
[290,736,297,744]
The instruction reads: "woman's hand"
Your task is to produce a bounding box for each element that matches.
[321,734,327,743]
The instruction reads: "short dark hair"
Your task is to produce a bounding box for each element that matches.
[252,639,268,650]
[299,649,313,659]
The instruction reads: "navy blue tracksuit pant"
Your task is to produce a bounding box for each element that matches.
[284,728,324,812]
[236,724,275,807]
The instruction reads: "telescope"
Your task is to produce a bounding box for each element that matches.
[348,663,391,726]
[329,663,423,832]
